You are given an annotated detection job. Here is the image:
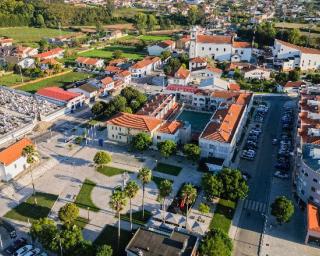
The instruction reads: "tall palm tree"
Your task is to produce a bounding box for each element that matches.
[124,180,139,230]
[109,190,127,248]
[22,145,39,196]
[137,167,152,218]
[159,179,173,212]
[181,183,197,230]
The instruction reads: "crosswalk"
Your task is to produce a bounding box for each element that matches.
[243,199,267,213]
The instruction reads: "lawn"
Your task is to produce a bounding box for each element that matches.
[209,199,236,233]
[137,35,172,41]
[4,192,58,223]
[17,71,92,93]
[155,163,182,176]
[0,73,32,87]
[152,176,173,189]
[120,210,151,226]
[94,225,134,256]
[0,27,72,43]
[97,166,130,177]
[75,179,100,212]
[75,216,89,230]
[78,45,145,60]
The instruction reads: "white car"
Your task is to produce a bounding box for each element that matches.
[22,248,41,256]
[274,171,289,179]
[13,245,33,256]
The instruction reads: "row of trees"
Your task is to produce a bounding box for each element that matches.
[91,87,147,118]
[31,203,112,256]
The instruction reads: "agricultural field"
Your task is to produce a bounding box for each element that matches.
[275,22,320,32]
[113,8,154,18]
[17,71,92,93]
[78,45,145,60]
[0,27,72,44]
[137,34,172,41]
[0,73,32,87]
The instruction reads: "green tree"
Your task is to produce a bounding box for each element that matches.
[123,107,132,114]
[109,190,127,247]
[96,245,113,256]
[60,225,83,253]
[131,133,152,151]
[147,14,157,31]
[160,50,172,61]
[157,140,177,157]
[138,167,152,218]
[271,196,294,224]
[181,183,197,228]
[198,203,210,214]
[124,180,139,230]
[112,50,123,59]
[71,240,95,256]
[217,168,249,200]
[35,14,45,28]
[93,151,112,166]
[288,69,300,82]
[202,173,223,200]
[22,144,39,164]
[91,101,105,116]
[199,228,233,256]
[39,39,49,52]
[188,6,198,25]
[288,28,301,44]
[134,13,148,34]
[58,203,79,226]
[159,179,173,212]
[183,144,201,162]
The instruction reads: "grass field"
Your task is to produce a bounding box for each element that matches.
[4,192,58,223]
[94,225,134,256]
[120,210,151,226]
[0,27,72,43]
[209,199,236,233]
[137,35,172,41]
[155,163,182,176]
[152,176,173,189]
[0,74,32,87]
[75,179,100,212]
[113,7,154,18]
[17,71,92,93]
[97,166,130,177]
[78,45,145,60]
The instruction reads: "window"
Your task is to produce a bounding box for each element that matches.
[14,164,17,169]
[301,189,305,195]
[313,178,318,183]
[309,196,314,201]
[209,48,211,51]
[311,187,316,192]
[202,47,205,51]
[304,172,309,177]
[157,136,161,140]
[224,48,226,52]
[216,48,218,51]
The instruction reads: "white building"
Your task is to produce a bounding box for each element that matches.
[16,46,38,59]
[34,48,64,60]
[0,37,13,47]
[114,70,132,84]
[129,56,161,78]
[0,138,33,181]
[243,67,271,80]
[100,77,114,95]
[199,93,253,165]
[168,66,191,86]
[147,40,175,56]
[273,39,320,71]
[76,57,104,70]
[189,26,252,62]
[68,83,99,102]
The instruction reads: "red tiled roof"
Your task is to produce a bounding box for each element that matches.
[175,66,190,79]
[158,40,175,48]
[284,81,306,88]
[34,48,64,59]
[190,57,207,63]
[131,56,160,69]
[0,138,33,166]
[166,85,199,93]
[307,203,320,233]
[105,65,122,73]
[233,42,251,48]
[76,57,102,66]
[106,112,162,132]
[0,38,13,44]
[118,70,131,77]
[41,58,60,65]
[197,35,232,44]
[276,39,320,55]
[37,87,80,102]
[158,121,182,134]
[207,65,223,74]
[236,93,252,105]
[101,77,113,85]
[180,36,190,43]
[109,58,128,66]
[211,90,239,99]
[228,83,240,91]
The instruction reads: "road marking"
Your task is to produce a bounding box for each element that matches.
[243,199,267,213]
[244,199,249,208]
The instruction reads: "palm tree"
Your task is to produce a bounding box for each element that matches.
[109,190,127,248]
[137,167,152,218]
[159,179,173,212]
[124,180,139,230]
[181,183,197,230]
[22,145,39,196]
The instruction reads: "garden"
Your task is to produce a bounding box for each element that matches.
[75,179,100,212]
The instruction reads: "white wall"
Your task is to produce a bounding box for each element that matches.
[0,156,28,181]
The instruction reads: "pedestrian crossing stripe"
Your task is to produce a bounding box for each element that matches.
[243,199,267,213]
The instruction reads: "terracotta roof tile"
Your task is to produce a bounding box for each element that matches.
[228,83,240,91]
[197,35,232,44]
[0,138,33,166]
[276,39,320,55]
[175,66,190,79]
[105,65,122,73]
[307,203,320,233]
[106,112,162,132]
[37,87,80,102]
[34,48,64,59]
[232,41,251,48]
[207,65,223,73]
[284,81,306,88]
[158,121,183,134]
[190,57,207,63]
[131,56,160,69]
[101,77,113,85]
[76,57,103,66]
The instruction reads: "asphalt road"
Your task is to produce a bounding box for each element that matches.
[233,96,291,256]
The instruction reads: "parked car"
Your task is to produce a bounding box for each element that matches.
[23,248,41,256]
[274,171,289,179]
[5,238,27,254]
[13,245,33,256]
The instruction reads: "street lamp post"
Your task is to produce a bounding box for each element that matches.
[122,172,129,190]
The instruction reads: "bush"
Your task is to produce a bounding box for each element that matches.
[93,151,112,165]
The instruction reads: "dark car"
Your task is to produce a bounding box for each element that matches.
[5,238,27,254]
